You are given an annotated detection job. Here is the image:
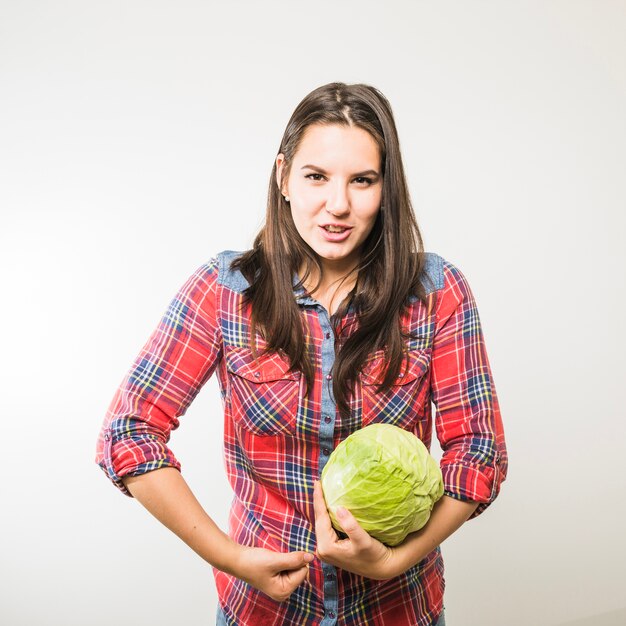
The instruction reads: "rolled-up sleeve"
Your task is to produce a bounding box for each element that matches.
[430,261,508,517]
[95,259,223,496]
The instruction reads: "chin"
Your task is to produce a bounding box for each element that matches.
[319,250,357,264]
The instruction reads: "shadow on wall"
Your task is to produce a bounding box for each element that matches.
[555,608,626,626]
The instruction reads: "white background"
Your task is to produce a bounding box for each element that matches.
[1,1,625,625]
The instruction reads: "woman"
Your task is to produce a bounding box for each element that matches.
[96,82,507,626]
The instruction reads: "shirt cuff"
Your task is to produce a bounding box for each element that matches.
[440,452,507,518]
[95,427,181,497]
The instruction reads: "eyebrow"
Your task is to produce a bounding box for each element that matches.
[300,164,380,177]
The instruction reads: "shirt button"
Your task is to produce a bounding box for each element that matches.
[325,332,331,339]
[254,372,260,378]
[323,448,331,456]
[326,373,332,380]
[325,572,335,580]
[328,611,336,619]
[324,415,332,424]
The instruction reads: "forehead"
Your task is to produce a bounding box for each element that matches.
[293,123,381,168]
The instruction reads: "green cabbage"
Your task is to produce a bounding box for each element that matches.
[320,423,444,546]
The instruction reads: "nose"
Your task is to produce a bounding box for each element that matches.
[326,182,350,217]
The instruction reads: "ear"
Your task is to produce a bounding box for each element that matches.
[275,153,287,195]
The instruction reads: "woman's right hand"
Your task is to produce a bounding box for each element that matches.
[122,468,312,602]
[234,547,314,602]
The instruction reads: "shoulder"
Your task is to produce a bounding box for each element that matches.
[420,254,480,329]
[418,252,444,296]
[177,250,249,295]
[171,252,249,323]
[418,252,472,296]
[215,249,251,293]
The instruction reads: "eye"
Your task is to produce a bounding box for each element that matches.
[305,173,326,181]
[353,176,373,185]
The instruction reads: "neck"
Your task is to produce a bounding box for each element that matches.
[301,261,358,316]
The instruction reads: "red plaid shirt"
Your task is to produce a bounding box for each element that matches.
[96,250,507,626]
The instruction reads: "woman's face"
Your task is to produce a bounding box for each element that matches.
[276,123,383,275]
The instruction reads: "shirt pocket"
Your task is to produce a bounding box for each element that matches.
[225,346,301,436]
[360,348,432,430]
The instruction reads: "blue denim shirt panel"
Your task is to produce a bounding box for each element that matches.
[217,249,444,297]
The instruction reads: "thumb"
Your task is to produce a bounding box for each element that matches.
[274,550,314,572]
[279,558,311,594]
[335,507,370,547]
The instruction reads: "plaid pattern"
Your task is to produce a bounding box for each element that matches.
[96,251,507,626]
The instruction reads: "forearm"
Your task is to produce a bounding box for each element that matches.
[123,467,314,602]
[122,467,240,575]
[395,495,479,572]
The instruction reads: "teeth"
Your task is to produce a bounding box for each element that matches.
[325,225,346,233]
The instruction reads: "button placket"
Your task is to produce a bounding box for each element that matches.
[317,307,339,624]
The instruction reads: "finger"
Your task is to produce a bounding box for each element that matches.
[271,563,311,602]
[281,561,310,589]
[312,481,335,534]
[271,550,314,573]
[334,506,371,549]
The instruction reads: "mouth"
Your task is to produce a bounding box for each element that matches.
[319,223,353,242]
[321,224,352,233]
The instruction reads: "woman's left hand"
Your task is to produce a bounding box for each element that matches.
[312,480,405,580]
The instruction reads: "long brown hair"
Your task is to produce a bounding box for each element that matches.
[232,82,427,417]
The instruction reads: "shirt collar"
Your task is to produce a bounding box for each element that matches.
[292,274,358,316]
[293,274,319,306]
